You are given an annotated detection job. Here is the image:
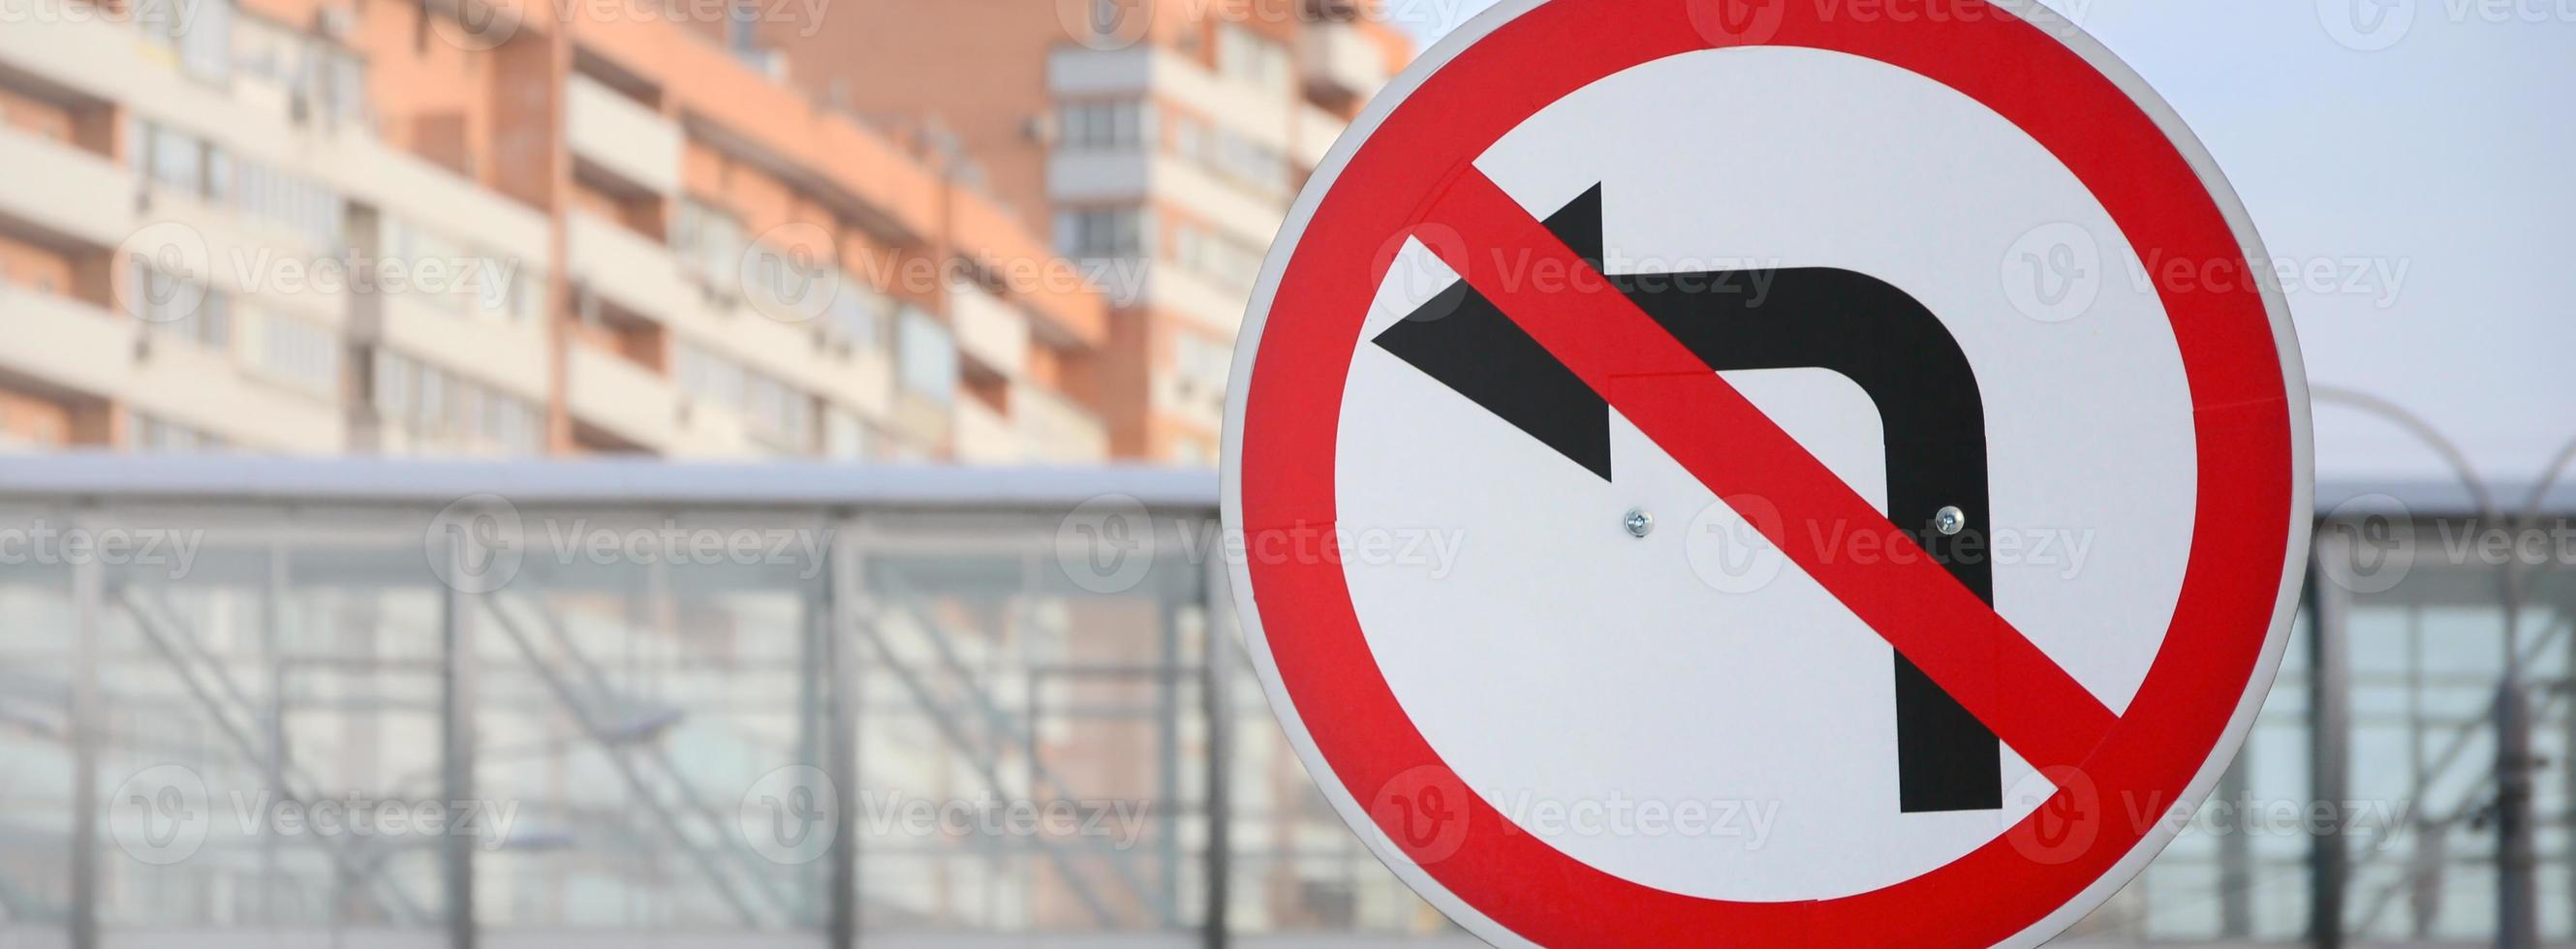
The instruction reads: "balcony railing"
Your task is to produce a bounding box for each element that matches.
[566,73,683,197]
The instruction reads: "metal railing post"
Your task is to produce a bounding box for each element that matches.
[69,516,102,949]
[1202,516,1232,949]
[826,523,863,949]
[439,538,479,949]
[2308,526,2351,949]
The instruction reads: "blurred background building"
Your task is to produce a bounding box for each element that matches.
[0,0,2570,946]
[0,0,1120,463]
[747,0,1409,463]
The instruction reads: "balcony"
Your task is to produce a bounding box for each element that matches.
[951,396,1017,464]
[0,12,140,108]
[1048,46,1290,152]
[1292,101,1350,170]
[1013,383,1109,464]
[0,287,342,453]
[1047,150,1286,249]
[948,283,1030,378]
[1146,260,1253,335]
[1299,22,1389,107]
[0,286,137,401]
[345,138,552,267]
[567,209,692,325]
[566,341,679,453]
[567,74,683,197]
[0,123,130,249]
[373,292,552,404]
[128,326,345,455]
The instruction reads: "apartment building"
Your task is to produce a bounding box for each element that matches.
[759,0,1412,464]
[0,0,1114,463]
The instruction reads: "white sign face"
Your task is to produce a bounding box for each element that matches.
[1338,44,2206,902]
[1224,1,2311,945]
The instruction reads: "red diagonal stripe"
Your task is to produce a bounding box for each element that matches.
[1416,168,2118,774]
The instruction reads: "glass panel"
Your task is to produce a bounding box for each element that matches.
[853,509,1203,936]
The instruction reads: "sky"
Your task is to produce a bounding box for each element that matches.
[1386,0,2576,501]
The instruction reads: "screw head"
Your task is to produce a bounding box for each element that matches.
[1624,508,1655,538]
[1934,505,1968,536]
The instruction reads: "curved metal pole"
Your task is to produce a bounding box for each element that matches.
[2311,386,2497,522]
[2508,432,2576,944]
[2311,387,2543,945]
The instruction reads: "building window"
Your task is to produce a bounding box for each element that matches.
[145,124,205,195]
[369,349,542,455]
[1213,129,1288,196]
[1175,329,1232,400]
[822,408,870,461]
[1157,108,1287,197]
[379,218,524,321]
[896,309,956,404]
[247,310,341,395]
[827,278,891,349]
[1058,101,1150,150]
[676,342,818,453]
[742,239,832,321]
[1216,25,1290,90]
[673,198,745,290]
[139,0,234,82]
[1054,207,1147,260]
[235,16,370,128]
[128,411,226,453]
[136,119,346,249]
[128,254,231,349]
[1172,221,1265,291]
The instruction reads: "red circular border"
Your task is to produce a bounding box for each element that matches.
[1234,1,2297,944]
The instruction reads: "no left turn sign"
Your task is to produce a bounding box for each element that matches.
[1221,0,2313,945]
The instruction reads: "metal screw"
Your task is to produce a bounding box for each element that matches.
[1934,505,1968,536]
[1624,508,1655,538]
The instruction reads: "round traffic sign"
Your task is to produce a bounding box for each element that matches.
[1222,0,2311,945]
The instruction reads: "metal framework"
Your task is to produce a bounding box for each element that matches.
[0,457,2567,947]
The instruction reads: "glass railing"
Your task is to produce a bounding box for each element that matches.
[0,457,2564,947]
